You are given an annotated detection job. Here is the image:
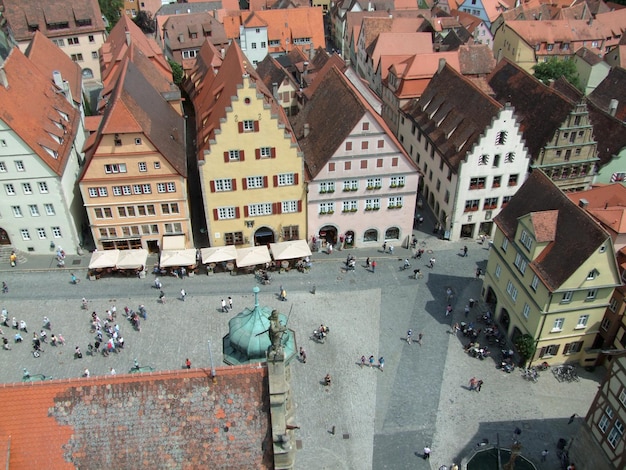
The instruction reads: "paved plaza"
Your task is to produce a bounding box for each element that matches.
[0,227,604,470]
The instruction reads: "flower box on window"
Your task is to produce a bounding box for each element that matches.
[365,207,373,211]
[320,190,327,194]
[398,183,405,188]
[350,187,358,191]
[390,184,397,188]
[327,189,334,193]
[367,186,374,190]
[350,208,357,212]
[373,207,380,210]
[375,185,382,189]
[492,183,500,188]
[343,188,351,192]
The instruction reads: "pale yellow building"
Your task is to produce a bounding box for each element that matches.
[187,41,305,247]
[483,170,621,366]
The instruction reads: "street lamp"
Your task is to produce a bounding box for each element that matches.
[207,340,216,383]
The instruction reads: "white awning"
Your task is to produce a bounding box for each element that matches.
[235,246,272,268]
[115,249,148,270]
[88,250,120,269]
[161,235,186,250]
[200,245,238,264]
[159,249,197,268]
[269,240,312,260]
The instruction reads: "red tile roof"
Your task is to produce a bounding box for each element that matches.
[0,367,271,469]
[0,48,80,177]
[567,184,626,234]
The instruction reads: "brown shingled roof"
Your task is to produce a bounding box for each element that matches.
[255,54,297,94]
[588,66,626,122]
[586,99,626,166]
[0,367,271,468]
[494,170,610,291]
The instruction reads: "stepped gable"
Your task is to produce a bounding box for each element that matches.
[402,63,502,172]
[494,170,609,291]
[0,367,271,468]
[487,58,575,160]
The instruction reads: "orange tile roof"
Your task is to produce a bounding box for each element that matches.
[595,8,626,37]
[84,116,103,133]
[530,210,559,242]
[370,32,433,77]
[0,367,271,469]
[25,31,83,108]
[251,7,326,54]
[222,13,243,39]
[567,184,626,234]
[505,19,615,47]
[0,48,80,177]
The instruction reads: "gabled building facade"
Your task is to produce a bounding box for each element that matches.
[189,42,306,247]
[398,63,529,241]
[79,57,192,251]
[292,66,419,248]
[483,170,621,367]
[0,40,87,254]
[488,59,599,192]
[255,54,300,116]
[1,0,107,82]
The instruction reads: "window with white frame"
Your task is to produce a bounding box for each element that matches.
[52,226,62,238]
[0,162,6,172]
[15,160,25,171]
[495,131,507,145]
[520,230,533,250]
[112,186,122,196]
[277,173,295,186]
[139,162,147,172]
[599,407,613,433]
[506,280,518,302]
[501,238,508,252]
[143,184,151,194]
[98,187,108,197]
[531,275,539,291]
[248,203,272,216]
[608,421,624,449]
[552,318,564,331]
[366,177,382,188]
[282,201,298,213]
[586,289,598,300]
[88,188,98,197]
[246,176,264,189]
[217,207,236,219]
[343,180,358,191]
[564,341,583,354]
[11,206,22,217]
[587,269,597,280]
[242,120,255,132]
[20,229,30,240]
[37,228,46,239]
[38,181,48,193]
[495,264,501,279]
[478,154,489,165]
[154,162,160,169]
[259,147,272,158]
[22,183,32,194]
[122,185,131,195]
[29,205,39,216]
[319,202,335,214]
[44,203,55,215]
[609,297,618,312]
[601,317,611,331]
[562,291,573,303]
[365,198,380,210]
[390,176,405,187]
[167,182,175,192]
[576,315,589,328]
[342,200,358,212]
[619,388,626,407]
[388,196,403,208]
[522,303,530,319]
[514,252,528,274]
[215,179,233,191]
[164,223,183,233]
[104,163,127,174]
[228,150,241,161]
[320,182,335,193]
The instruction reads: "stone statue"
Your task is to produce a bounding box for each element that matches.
[269,310,287,351]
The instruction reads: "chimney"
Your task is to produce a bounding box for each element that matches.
[125,30,131,46]
[304,123,310,138]
[438,58,446,73]
[587,17,593,25]
[0,68,7,89]
[578,198,589,209]
[52,70,64,89]
[609,99,618,117]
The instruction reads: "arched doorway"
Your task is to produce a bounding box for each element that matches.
[319,225,337,246]
[485,286,498,313]
[0,228,10,245]
[254,226,275,245]
[82,68,94,79]
[344,230,355,248]
[385,226,400,241]
[363,228,378,242]
[499,308,510,333]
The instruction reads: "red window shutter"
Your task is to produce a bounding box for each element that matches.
[210,181,216,192]
[255,148,261,159]
[240,150,245,161]
[223,151,229,162]
[361,160,367,169]
[231,179,237,190]
[273,175,278,187]
[254,120,259,132]
[242,178,247,190]
[270,147,276,158]
[297,200,302,212]
[263,176,268,188]
[244,206,249,217]
[273,202,280,214]
[235,207,240,218]
[213,208,218,220]
[294,173,299,185]
[238,121,244,133]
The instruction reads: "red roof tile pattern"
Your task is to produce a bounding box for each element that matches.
[0,0,106,41]
[494,170,610,291]
[0,48,80,177]
[163,11,230,62]
[567,184,626,234]
[0,367,271,469]
[530,210,558,242]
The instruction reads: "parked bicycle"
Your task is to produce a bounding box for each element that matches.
[552,364,579,382]
[521,367,539,382]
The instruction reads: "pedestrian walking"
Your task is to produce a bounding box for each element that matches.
[428,257,436,268]
[469,298,475,309]
[445,304,452,316]
[83,368,90,378]
[476,379,483,392]
[159,290,166,304]
[299,347,307,363]
[228,296,233,310]
[42,316,51,330]
[327,243,333,255]
[446,287,453,301]
[110,367,116,375]
[469,377,477,391]
[378,356,384,371]
[388,245,394,255]
[464,305,470,318]
[180,289,186,301]
[475,268,482,279]
[221,299,227,312]
[279,288,287,301]
[2,281,7,294]
[366,257,371,268]
[360,355,366,367]
[463,245,468,257]
[19,320,27,333]
[451,322,460,335]
[369,355,375,367]
[406,329,413,344]
[541,449,548,462]
[371,260,377,273]
[382,242,387,252]
[185,358,191,369]
[180,266,186,278]
[423,446,431,460]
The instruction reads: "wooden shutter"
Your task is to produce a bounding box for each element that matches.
[273,175,278,187]
[223,151,229,162]
[263,176,268,188]
[254,120,259,132]
[238,122,244,133]
[294,173,299,185]
[235,207,240,219]
[244,206,249,217]
[255,148,261,159]
[242,178,248,190]
[240,150,245,161]
[210,181,216,192]
[270,147,276,158]
[213,208,218,220]
[274,202,281,214]
[297,200,302,212]
[231,179,237,190]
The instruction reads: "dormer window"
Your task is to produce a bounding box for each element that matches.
[587,269,598,280]
[520,230,533,251]
[547,44,554,51]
